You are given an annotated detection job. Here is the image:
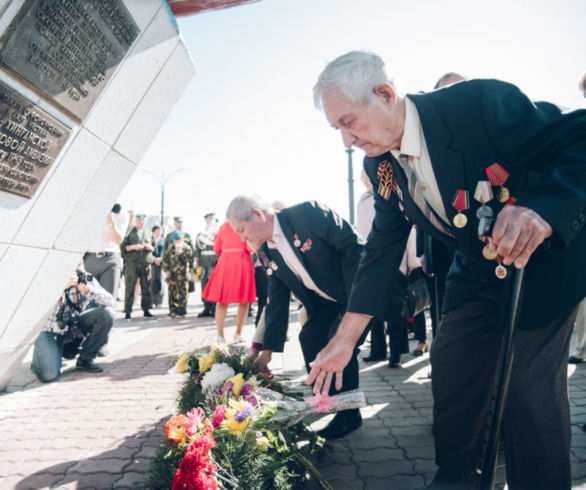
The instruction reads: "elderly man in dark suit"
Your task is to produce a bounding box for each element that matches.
[227,195,383,440]
[306,51,586,489]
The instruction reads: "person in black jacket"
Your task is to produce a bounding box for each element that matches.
[307,51,586,489]
[227,195,381,440]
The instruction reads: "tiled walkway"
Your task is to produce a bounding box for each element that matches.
[1,297,585,489]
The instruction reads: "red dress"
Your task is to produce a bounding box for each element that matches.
[202,222,256,304]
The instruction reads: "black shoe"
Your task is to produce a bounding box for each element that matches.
[389,354,402,369]
[412,342,429,357]
[143,310,154,317]
[363,353,386,362]
[317,409,362,440]
[76,358,103,373]
[569,355,585,364]
[124,313,131,320]
[197,309,213,318]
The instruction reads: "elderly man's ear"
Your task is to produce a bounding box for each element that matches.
[252,208,266,221]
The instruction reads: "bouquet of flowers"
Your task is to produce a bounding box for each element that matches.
[146,343,354,489]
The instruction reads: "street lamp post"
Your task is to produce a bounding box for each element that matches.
[346,147,355,225]
[142,168,184,229]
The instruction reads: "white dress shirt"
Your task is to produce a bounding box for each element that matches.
[267,215,336,302]
[391,98,451,229]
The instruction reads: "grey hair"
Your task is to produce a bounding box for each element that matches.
[226,194,274,221]
[313,50,397,110]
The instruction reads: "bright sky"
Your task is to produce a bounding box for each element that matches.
[117,0,586,235]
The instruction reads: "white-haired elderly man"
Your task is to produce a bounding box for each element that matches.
[227,195,394,440]
[307,51,586,489]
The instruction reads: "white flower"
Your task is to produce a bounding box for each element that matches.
[200,362,235,392]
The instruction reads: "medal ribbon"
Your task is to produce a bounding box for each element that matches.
[473,181,493,203]
[485,163,509,186]
[451,190,470,211]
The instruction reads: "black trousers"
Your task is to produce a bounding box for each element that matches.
[298,298,367,394]
[430,289,577,490]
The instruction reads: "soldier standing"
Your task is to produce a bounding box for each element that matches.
[195,212,219,317]
[162,231,193,317]
[164,216,195,266]
[120,213,155,319]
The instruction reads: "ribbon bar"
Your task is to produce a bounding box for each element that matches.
[474,181,494,203]
[486,163,509,186]
[451,189,470,211]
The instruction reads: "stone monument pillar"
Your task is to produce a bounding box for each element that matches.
[0,0,196,390]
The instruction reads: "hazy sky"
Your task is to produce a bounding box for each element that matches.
[117,0,586,235]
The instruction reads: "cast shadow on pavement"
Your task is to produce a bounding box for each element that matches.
[14,417,169,489]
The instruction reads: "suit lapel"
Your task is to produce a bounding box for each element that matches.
[408,93,473,250]
[276,210,306,265]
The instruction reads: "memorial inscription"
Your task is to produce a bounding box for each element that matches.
[0,81,70,199]
[0,0,139,120]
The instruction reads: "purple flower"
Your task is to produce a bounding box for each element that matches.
[244,394,258,406]
[221,381,234,397]
[234,404,253,422]
[240,383,254,397]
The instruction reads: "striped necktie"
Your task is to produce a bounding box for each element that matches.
[397,153,453,236]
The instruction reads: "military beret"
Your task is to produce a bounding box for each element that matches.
[204,212,215,219]
[136,213,146,218]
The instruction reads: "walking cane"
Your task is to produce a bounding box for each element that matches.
[478,265,525,490]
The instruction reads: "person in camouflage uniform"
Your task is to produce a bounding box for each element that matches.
[120,213,155,319]
[163,231,193,317]
[195,212,219,317]
[163,216,195,269]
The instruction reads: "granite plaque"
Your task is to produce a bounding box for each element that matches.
[0,81,71,198]
[0,0,140,121]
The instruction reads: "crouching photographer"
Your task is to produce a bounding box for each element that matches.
[31,266,115,382]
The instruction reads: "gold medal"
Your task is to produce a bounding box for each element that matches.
[453,212,467,228]
[482,244,498,260]
[293,234,301,247]
[495,264,507,279]
[497,186,510,203]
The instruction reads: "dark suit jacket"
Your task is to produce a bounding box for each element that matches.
[349,79,586,330]
[260,201,364,351]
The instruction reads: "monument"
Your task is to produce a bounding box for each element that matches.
[0,0,196,390]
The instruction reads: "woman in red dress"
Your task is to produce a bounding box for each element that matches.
[203,221,256,343]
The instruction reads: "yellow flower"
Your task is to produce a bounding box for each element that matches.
[198,352,215,374]
[176,352,190,373]
[222,399,252,433]
[256,436,269,451]
[226,373,245,396]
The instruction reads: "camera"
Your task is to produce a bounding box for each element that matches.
[76,270,93,284]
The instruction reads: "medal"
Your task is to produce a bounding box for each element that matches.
[451,190,470,228]
[478,216,495,237]
[453,213,467,228]
[485,163,510,203]
[266,268,273,276]
[474,181,494,219]
[482,243,498,260]
[495,263,507,279]
[497,186,510,202]
[293,234,301,248]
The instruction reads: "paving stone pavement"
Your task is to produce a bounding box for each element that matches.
[1,295,586,489]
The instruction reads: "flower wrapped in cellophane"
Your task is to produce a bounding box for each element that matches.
[146,343,335,490]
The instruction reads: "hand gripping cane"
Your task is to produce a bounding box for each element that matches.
[478,265,525,490]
